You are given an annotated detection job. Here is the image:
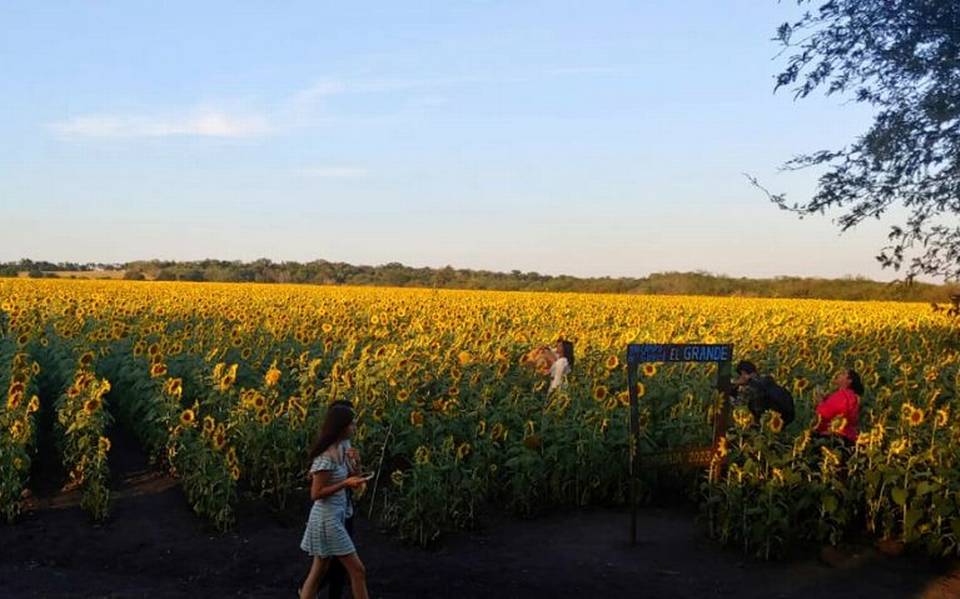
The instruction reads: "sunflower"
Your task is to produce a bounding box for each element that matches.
[820,446,841,468]
[642,363,657,377]
[635,382,646,398]
[219,373,236,392]
[900,402,915,421]
[733,407,754,430]
[390,469,404,487]
[476,419,486,437]
[593,385,609,402]
[414,445,430,465]
[164,378,183,398]
[213,432,227,450]
[794,378,809,392]
[889,438,909,456]
[264,366,281,387]
[98,436,112,454]
[6,392,22,410]
[9,420,25,441]
[230,466,241,481]
[180,409,196,427]
[150,362,168,378]
[829,416,847,434]
[203,416,216,435]
[767,412,784,433]
[936,408,950,428]
[397,389,410,403]
[27,395,40,414]
[410,410,424,427]
[457,351,473,366]
[716,435,728,458]
[456,442,471,460]
[83,397,102,414]
[605,355,619,370]
[908,407,925,427]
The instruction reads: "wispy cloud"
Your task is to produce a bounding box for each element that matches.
[49,111,271,139]
[47,67,616,140]
[297,166,368,178]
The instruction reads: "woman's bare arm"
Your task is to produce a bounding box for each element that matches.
[310,469,365,500]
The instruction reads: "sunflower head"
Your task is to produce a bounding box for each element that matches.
[767,412,784,433]
[414,445,430,465]
[936,408,950,428]
[909,407,925,427]
[264,366,281,388]
[593,385,609,402]
[180,409,196,427]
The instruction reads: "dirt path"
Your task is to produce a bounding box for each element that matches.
[3,426,960,598]
[3,482,960,598]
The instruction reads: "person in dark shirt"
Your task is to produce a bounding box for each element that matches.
[729,360,795,427]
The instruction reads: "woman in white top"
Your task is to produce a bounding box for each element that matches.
[546,339,574,393]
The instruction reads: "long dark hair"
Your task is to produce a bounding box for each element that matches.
[308,404,354,461]
[847,368,865,396]
[558,339,575,370]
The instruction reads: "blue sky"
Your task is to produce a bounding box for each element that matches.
[1,1,898,279]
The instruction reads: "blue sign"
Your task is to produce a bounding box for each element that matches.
[627,343,732,364]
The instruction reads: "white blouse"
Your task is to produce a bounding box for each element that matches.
[548,357,570,392]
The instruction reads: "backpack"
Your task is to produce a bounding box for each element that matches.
[757,375,795,426]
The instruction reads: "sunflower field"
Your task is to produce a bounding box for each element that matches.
[1,278,958,555]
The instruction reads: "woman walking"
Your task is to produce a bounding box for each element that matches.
[299,404,369,599]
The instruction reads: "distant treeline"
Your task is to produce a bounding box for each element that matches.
[2,258,957,303]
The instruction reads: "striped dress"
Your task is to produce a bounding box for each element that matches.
[300,446,356,557]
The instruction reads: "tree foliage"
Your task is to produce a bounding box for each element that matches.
[768,0,960,281]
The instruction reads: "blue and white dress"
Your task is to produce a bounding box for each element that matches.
[300,444,356,557]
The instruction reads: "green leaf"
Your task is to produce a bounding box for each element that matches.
[891,487,909,506]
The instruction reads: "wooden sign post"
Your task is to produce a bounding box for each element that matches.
[626,343,733,546]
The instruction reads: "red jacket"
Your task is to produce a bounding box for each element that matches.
[815,388,859,442]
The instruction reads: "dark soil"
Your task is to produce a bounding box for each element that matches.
[3,429,960,598]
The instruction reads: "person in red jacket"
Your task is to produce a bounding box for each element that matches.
[814,369,864,443]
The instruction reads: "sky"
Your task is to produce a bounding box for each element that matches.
[0,1,903,280]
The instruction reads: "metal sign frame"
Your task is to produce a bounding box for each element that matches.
[626,343,733,546]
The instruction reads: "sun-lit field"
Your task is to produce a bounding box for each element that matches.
[1,279,957,554]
